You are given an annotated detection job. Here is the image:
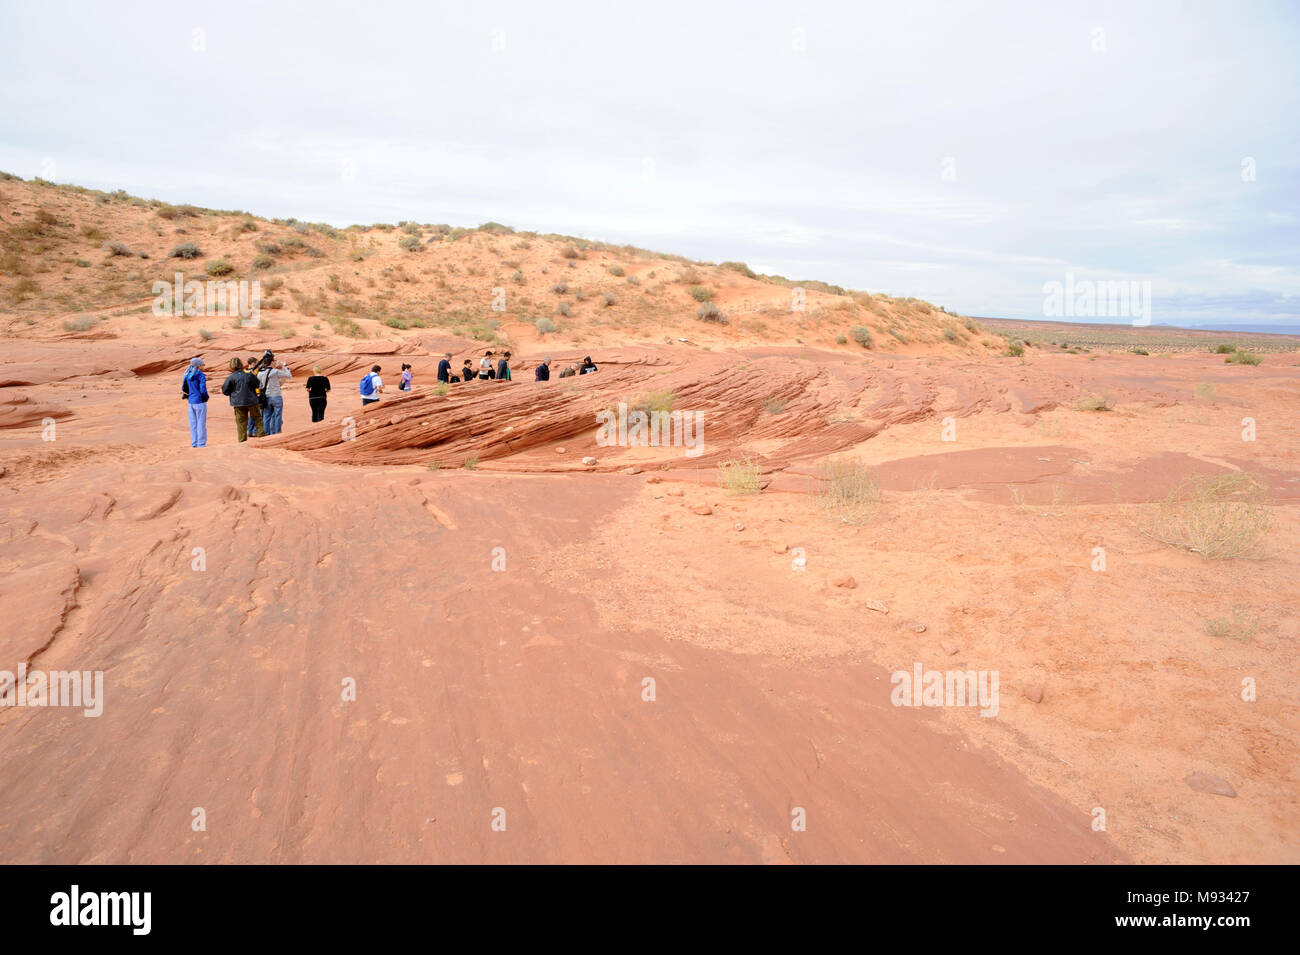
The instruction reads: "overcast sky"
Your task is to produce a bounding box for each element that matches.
[2,0,1298,325]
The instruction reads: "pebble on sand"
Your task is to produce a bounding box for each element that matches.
[582,456,597,466]
[1185,771,1237,798]
[832,575,856,589]
[691,503,713,515]
[863,598,888,614]
[1023,685,1044,703]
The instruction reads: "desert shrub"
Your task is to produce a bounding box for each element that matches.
[1204,607,1259,641]
[171,242,202,259]
[262,276,284,293]
[574,288,586,300]
[80,226,105,240]
[1194,382,1216,400]
[1225,349,1262,365]
[555,303,570,318]
[1005,341,1025,357]
[398,236,422,252]
[627,275,640,286]
[1212,343,1236,354]
[1142,472,1271,560]
[551,282,568,294]
[463,455,479,470]
[689,285,712,302]
[198,328,214,340]
[608,264,625,276]
[10,277,38,301]
[383,317,409,329]
[205,259,234,277]
[75,259,90,267]
[603,291,616,307]
[762,396,788,414]
[1131,347,1149,355]
[536,317,558,334]
[720,261,757,278]
[851,326,873,348]
[964,318,978,332]
[697,302,727,323]
[252,254,274,269]
[835,333,848,345]
[256,240,282,255]
[511,270,524,283]
[62,316,97,332]
[401,222,422,235]
[156,205,179,220]
[718,456,762,495]
[562,245,579,259]
[102,240,133,257]
[943,328,958,342]
[817,458,881,525]
[628,389,675,414]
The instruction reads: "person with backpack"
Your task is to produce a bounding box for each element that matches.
[181,357,209,447]
[399,363,414,391]
[257,358,292,435]
[534,357,551,381]
[305,365,331,422]
[436,353,452,383]
[496,351,512,381]
[360,365,383,405]
[220,357,265,442]
[479,350,496,380]
[558,362,578,379]
[245,355,265,436]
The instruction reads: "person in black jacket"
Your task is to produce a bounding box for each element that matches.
[461,359,477,381]
[437,353,452,383]
[534,357,551,381]
[305,364,331,422]
[496,351,512,381]
[220,357,264,442]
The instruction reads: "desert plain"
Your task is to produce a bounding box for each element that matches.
[1,176,1297,864]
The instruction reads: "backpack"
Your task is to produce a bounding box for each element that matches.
[256,369,270,407]
[360,372,376,397]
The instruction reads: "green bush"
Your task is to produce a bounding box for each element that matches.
[1225,350,1262,365]
[398,236,422,252]
[1005,341,1025,357]
[536,317,558,334]
[608,264,625,276]
[205,259,234,277]
[689,285,712,302]
[850,326,873,347]
[170,242,202,259]
[252,254,274,269]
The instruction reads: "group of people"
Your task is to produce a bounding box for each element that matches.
[181,348,600,446]
[181,352,333,445]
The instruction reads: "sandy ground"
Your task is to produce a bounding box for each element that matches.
[1,330,1296,864]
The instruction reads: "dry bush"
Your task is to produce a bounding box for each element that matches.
[1142,472,1271,559]
[817,457,881,524]
[719,456,761,494]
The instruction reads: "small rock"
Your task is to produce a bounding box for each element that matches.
[863,598,889,614]
[912,623,927,633]
[691,504,713,515]
[646,475,662,484]
[941,643,960,656]
[624,466,643,475]
[666,487,684,497]
[832,575,856,589]
[555,446,566,453]
[581,456,597,466]
[1186,771,1236,797]
[772,544,787,554]
[734,523,744,531]
[1023,685,1044,703]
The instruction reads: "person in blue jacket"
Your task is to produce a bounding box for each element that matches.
[180,356,209,448]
